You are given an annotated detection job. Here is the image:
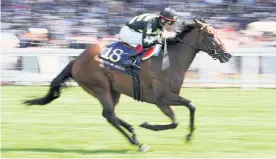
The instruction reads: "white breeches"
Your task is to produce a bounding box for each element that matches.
[119,25,142,46]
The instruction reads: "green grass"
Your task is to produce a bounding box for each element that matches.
[1,86,276,158]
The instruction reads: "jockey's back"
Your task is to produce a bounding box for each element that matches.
[122,13,163,49]
[126,14,160,34]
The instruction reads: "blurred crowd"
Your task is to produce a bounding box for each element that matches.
[1,0,276,49]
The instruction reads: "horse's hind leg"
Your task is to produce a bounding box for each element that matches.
[100,89,149,151]
[100,96,136,145]
[111,90,141,145]
[80,81,142,148]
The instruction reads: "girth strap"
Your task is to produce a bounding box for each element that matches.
[127,68,143,102]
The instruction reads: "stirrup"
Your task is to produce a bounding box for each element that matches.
[132,59,140,69]
[131,63,140,69]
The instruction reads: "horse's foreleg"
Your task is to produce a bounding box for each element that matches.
[140,105,178,131]
[162,92,196,141]
[150,79,196,141]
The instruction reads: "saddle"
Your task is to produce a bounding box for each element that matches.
[99,41,162,102]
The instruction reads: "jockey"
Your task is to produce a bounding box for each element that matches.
[119,7,178,62]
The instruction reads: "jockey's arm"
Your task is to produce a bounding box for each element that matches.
[142,22,163,48]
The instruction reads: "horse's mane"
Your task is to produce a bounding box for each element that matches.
[167,19,207,45]
[174,20,197,38]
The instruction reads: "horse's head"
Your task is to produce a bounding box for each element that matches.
[192,19,232,63]
[176,19,232,63]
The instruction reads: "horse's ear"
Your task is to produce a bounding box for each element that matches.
[200,18,206,23]
[193,18,199,24]
[193,18,203,27]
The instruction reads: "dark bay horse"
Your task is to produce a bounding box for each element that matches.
[24,19,232,151]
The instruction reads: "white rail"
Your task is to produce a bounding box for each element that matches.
[1,47,276,88]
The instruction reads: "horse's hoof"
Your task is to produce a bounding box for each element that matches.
[139,145,149,152]
[140,122,148,127]
[186,134,192,142]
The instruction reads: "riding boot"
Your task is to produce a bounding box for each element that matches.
[129,45,144,69]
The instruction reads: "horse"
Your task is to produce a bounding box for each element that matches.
[24,19,232,151]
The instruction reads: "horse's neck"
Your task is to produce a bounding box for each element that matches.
[145,30,198,93]
[166,31,197,82]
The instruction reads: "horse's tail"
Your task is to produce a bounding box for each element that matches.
[23,60,74,106]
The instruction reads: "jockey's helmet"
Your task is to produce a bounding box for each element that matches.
[159,7,178,24]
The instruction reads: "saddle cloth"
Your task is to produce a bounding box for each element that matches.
[99,41,161,73]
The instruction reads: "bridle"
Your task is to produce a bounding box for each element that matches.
[175,25,225,60]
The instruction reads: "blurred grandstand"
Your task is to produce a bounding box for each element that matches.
[1,0,276,49]
[1,0,276,87]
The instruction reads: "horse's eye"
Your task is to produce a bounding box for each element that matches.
[209,34,214,38]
